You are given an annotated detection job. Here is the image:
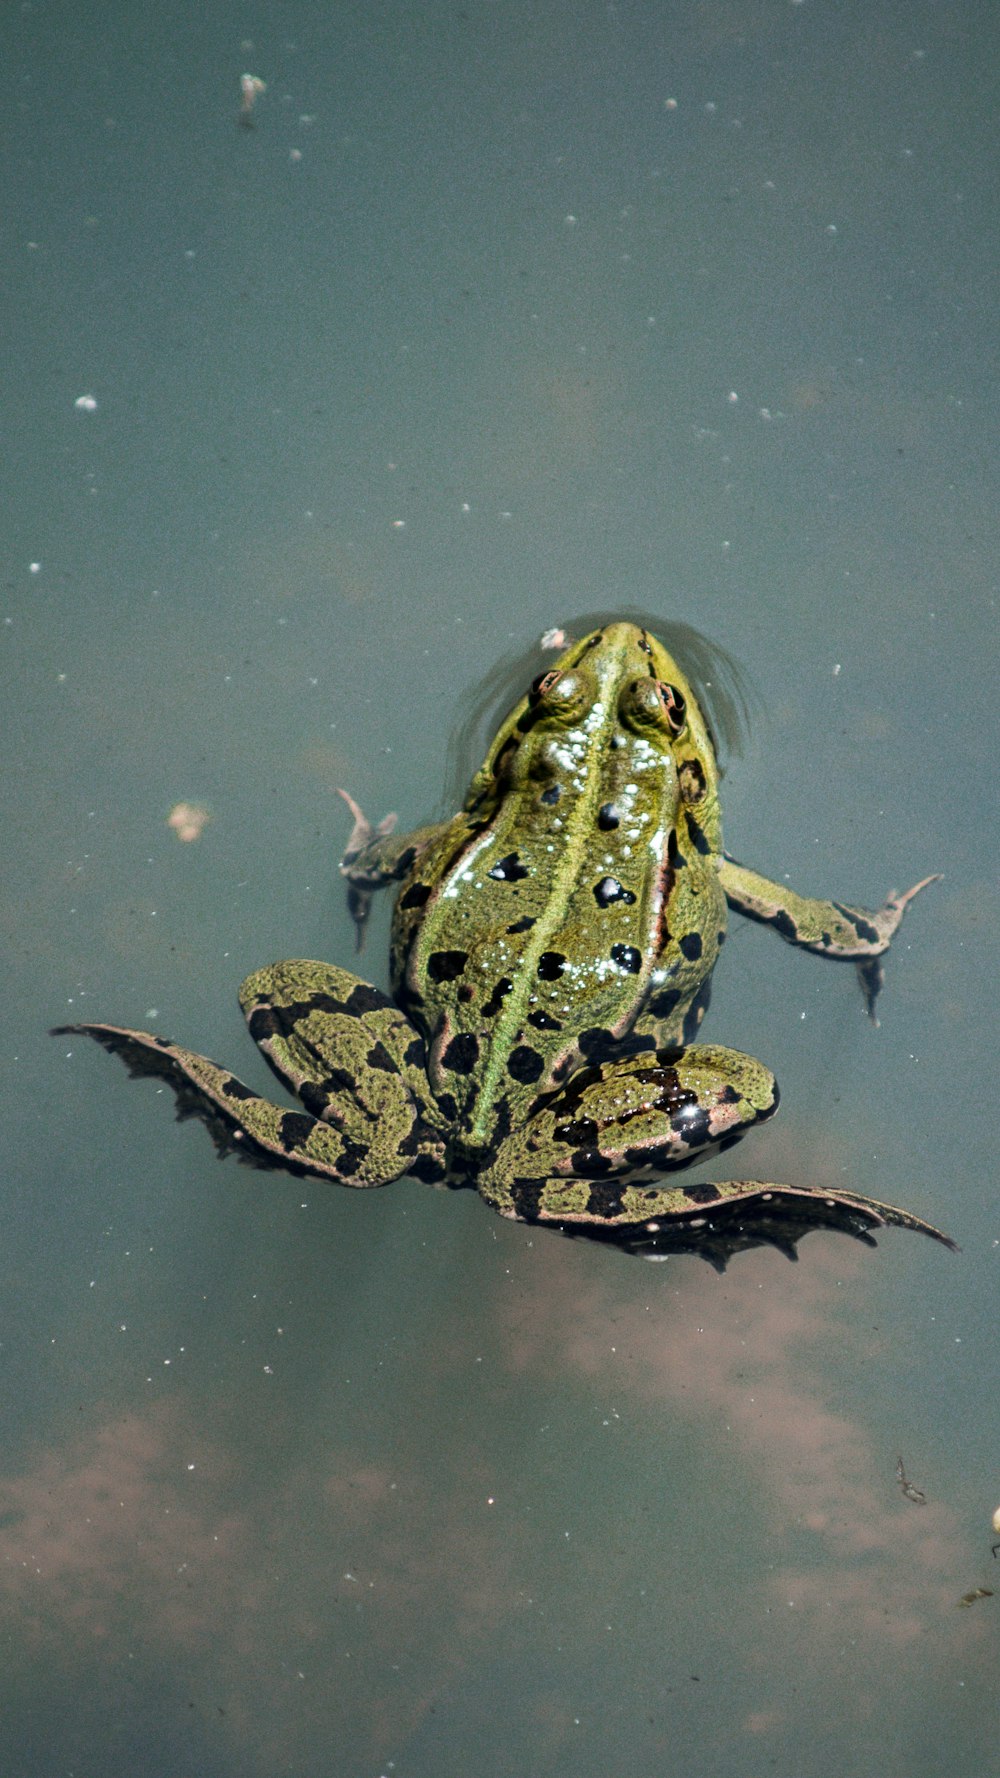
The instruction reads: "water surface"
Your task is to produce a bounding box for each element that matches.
[3,3,997,1773]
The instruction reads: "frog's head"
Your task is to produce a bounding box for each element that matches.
[558,619,719,770]
[466,619,722,835]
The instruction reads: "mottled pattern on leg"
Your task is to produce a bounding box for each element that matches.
[719,856,939,1017]
[52,1020,447,1187]
[492,1043,777,1187]
[479,1170,955,1251]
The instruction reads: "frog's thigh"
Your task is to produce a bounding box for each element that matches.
[240,961,430,1102]
[485,1043,777,1200]
[239,960,443,1154]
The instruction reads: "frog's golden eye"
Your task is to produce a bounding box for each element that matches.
[621,676,687,736]
[526,668,588,720]
[529,669,562,702]
[656,682,687,735]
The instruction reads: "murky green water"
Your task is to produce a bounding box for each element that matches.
[4,3,996,1773]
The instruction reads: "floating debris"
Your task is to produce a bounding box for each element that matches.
[956,1588,994,1608]
[895,1455,927,1505]
[167,801,211,843]
[239,73,266,127]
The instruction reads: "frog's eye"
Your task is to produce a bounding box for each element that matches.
[529,669,563,702]
[527,668,588,719]
[620,677,688,736]
[656,682,687,735]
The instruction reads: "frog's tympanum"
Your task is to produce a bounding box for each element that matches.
[55,622,951,1264]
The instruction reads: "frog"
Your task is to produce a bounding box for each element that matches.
[53,620,951,1260]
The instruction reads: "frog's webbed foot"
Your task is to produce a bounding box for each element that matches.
[51,1021,303,1171]
[546,1182,955,1270]
[337,789,399,951]
[486,1172,955,1267]
[854,876,942,1020]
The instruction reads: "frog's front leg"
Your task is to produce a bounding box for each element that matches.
[53,961,448,1188]
[338,789,450,949]
[718,855,940,1019]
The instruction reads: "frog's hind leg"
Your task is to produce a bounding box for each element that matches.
[479,1040,954,1250]
[484,1042,780,1198]
[53,963,448,1188]
[235,959,447,1184]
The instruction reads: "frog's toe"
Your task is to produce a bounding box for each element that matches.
[882,874,943,923]
[856,873,942,953]
[855,874,942,1019]
[336,788,398,865]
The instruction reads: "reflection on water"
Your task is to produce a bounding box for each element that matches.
[0,1221,991,1773]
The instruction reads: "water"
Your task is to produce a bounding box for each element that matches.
[3,3,997,1773]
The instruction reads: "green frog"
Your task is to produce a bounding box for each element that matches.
[53,621,950,1257]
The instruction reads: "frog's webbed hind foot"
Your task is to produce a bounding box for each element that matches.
[52,1022,294,1170]
[552,1193,887,1270]
[490,1174,955,1269]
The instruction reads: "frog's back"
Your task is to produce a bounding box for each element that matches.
[390,766,723,1144]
